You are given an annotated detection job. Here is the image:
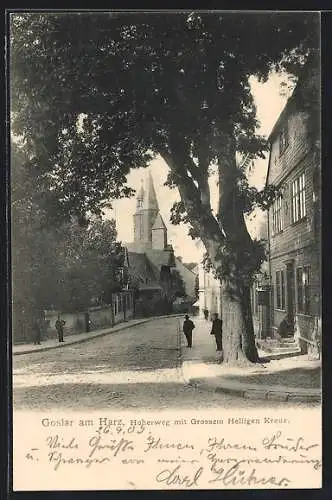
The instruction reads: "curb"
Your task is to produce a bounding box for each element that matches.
[13,314,184,356]
[187,377,321,403]
[259,350,302,361]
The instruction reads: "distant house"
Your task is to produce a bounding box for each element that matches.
[196,263,222,320]
[174,258,197,300]
[124,170,197,315]
[265,58,321,352]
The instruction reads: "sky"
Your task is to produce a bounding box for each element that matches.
[107,71,292,264]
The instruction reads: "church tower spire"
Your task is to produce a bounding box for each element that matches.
[136,179,144,210]
[143,169,159,211]
[133,169,160,249]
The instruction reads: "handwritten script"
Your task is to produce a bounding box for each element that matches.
[15,414,321,490]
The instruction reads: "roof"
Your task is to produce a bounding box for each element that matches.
[191,264,199,274]
[127,251,160,286]
[265,56,319,187]
[152,213,167,230]
[175,258,197,278]
[136,180,145,201]
[174,257,197,299]
[143,169,159,211]
[145,248,176,269]
[268,56,319,142]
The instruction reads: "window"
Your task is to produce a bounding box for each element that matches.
[279,121,289,155]
[296,266,310,314]
[291,173,306,223]
[275,270,285,310]
[272,196,283,234]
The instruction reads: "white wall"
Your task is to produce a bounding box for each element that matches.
[197,263,221,319]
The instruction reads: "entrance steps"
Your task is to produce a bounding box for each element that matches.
[256,337,301,360]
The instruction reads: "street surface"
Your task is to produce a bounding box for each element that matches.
[13,316,317,410]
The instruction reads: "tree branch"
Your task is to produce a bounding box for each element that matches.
[160,143,224,250]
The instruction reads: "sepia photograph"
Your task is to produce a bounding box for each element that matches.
[9,9,321,490]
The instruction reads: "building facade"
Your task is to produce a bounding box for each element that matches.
[197,263,222,319]
[266,60,320,353]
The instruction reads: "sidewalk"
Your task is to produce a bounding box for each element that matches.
[180,317,321,403]
[12,314,182,356]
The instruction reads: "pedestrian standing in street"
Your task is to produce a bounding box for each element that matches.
[33,317,41,345]
[203,309,209,321]
[183,314,195,348]
[210,312,223,352]
[55,315,66,342]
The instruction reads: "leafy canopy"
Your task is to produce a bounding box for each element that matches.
[10,12,319,224]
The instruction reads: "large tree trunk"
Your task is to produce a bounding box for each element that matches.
[205,248,259,364]
[221,281,247,363]
[242,285,259,362]
[214,132,259,364]
[161,132,260,365]
[202,236,259,365]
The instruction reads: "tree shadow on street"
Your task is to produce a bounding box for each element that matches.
[13,343,181,375]
[13,381,210,410]
[214,365,321,390]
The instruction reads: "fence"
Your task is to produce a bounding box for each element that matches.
[12,290,135,344]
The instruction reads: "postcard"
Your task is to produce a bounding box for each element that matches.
[10,9,321,491]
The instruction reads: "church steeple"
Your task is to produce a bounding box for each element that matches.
[143,169,159,211]
[133,169,160,249]
[136,179,145,209]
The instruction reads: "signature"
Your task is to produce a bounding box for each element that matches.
[209,461,290,487]
[156,464,204,487]
[262,431,319,453]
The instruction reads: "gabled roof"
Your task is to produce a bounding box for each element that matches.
[175,258,197,276]
[265,56,319,187]
[268,56,319,142]
[152,213,167,230]
[191,264,199,274]
[145,248,176,270]
[127,251,160,286]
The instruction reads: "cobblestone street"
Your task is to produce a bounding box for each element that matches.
[13,317,317,410]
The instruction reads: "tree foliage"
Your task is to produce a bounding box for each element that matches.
[11,12,318,221]
[11,142,125,340]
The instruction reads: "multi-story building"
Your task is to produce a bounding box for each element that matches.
[266,59,320,353]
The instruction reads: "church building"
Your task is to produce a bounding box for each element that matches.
[125,170,197,315]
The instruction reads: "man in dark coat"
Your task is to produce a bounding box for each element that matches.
[33,318,41,345]
[183,314,195,348]
[55,315,66,342]
[210,313,223,352]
